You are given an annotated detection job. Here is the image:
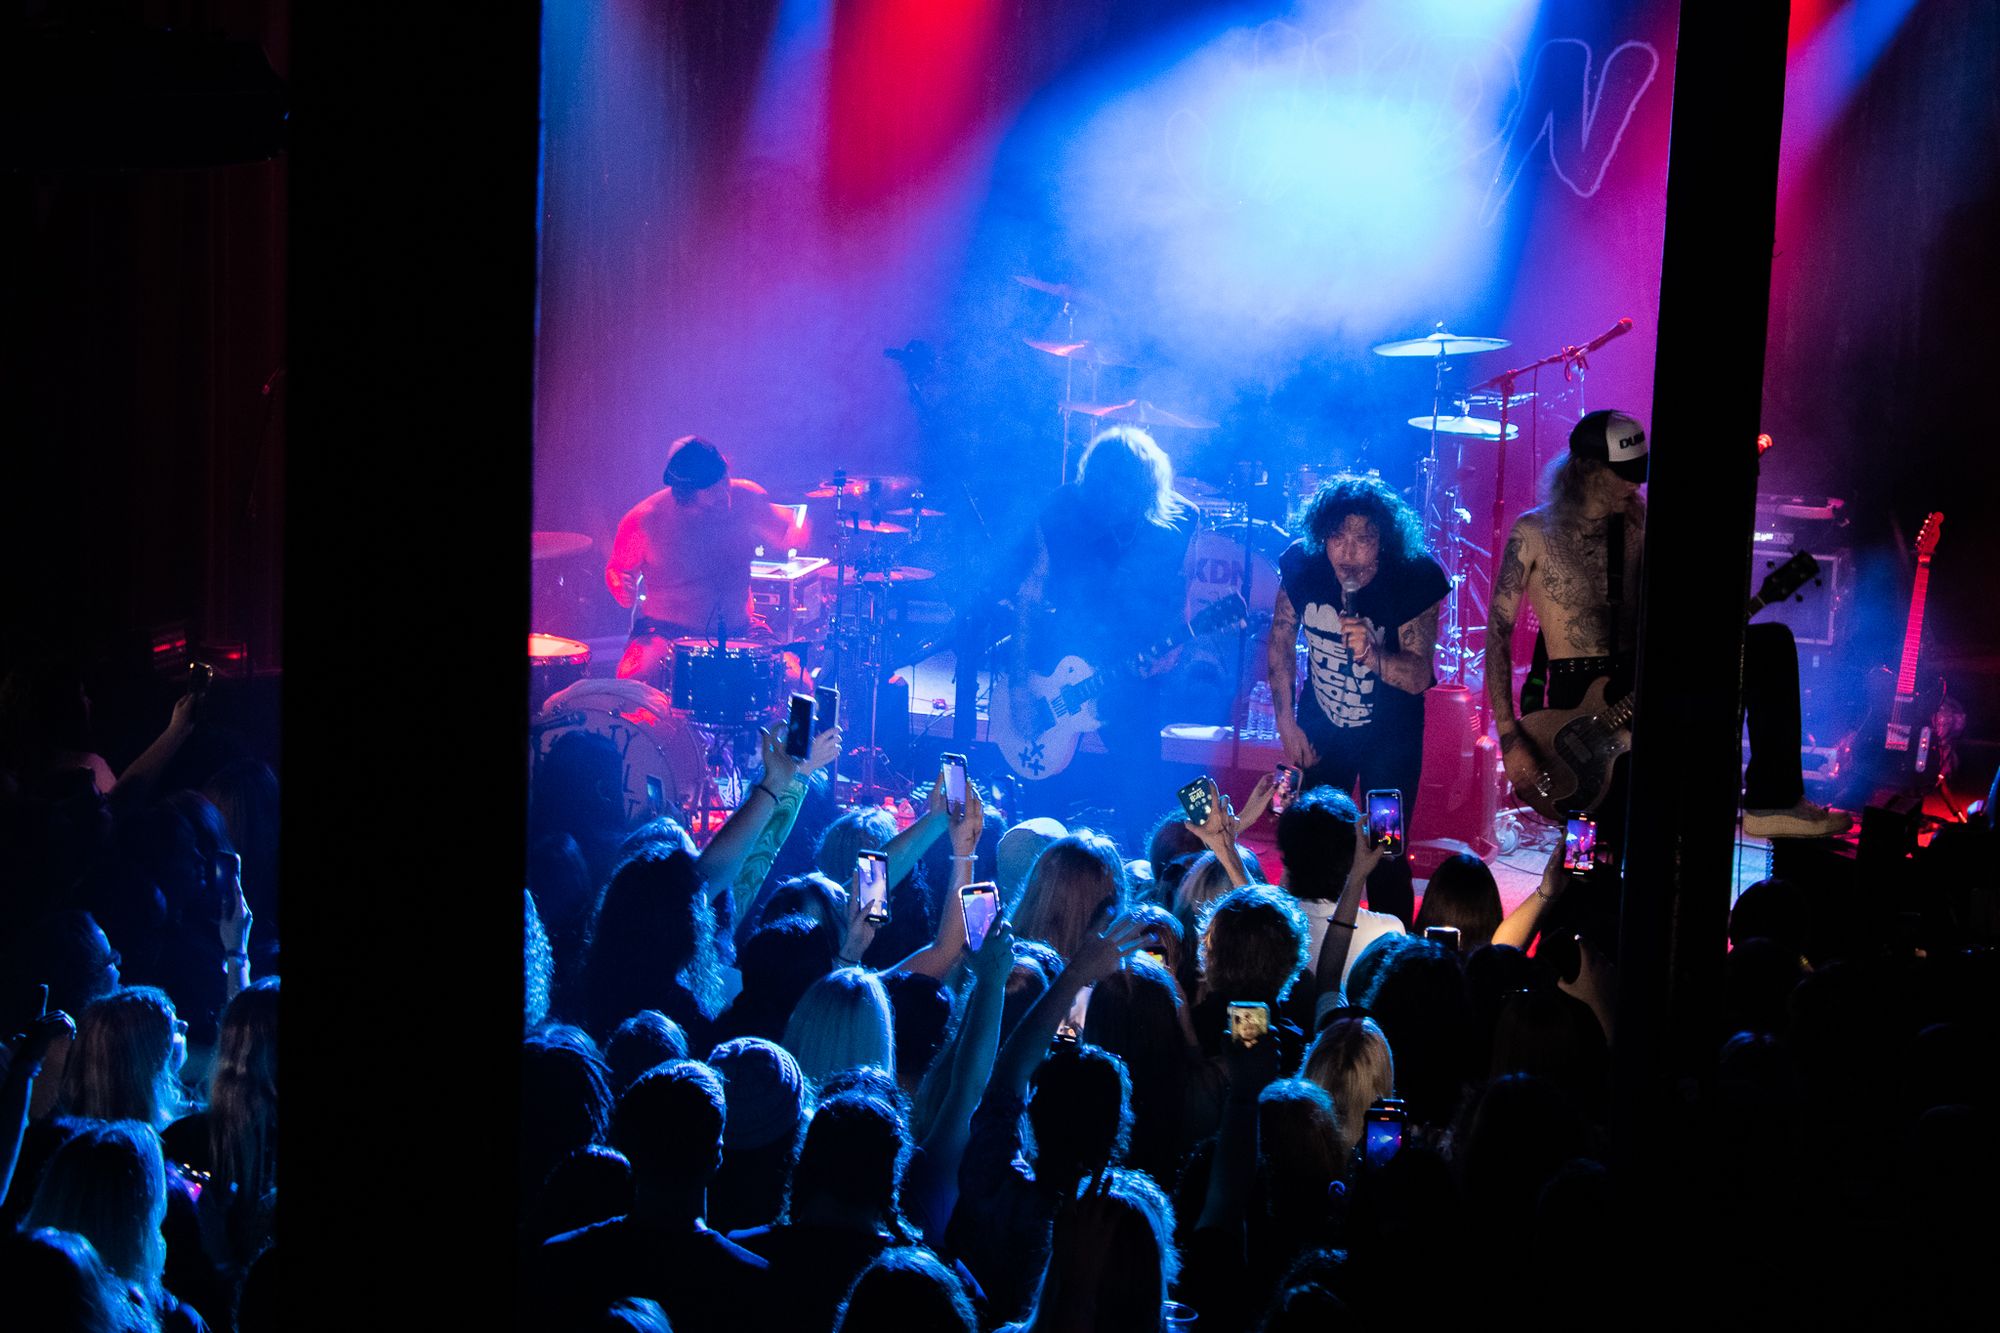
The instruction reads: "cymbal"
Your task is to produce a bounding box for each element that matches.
[531,531,593,561]
[1372,330,1511,358]
[1024,338,1134,367]
[842,518,911,536]
[1013,274,1090,303]
[1461,390,1537,409]
[804,475,917,500]
[1065,399,1219,430]
[1407,414,1521,440]
[839,565,936,584]
[887,507,946,519]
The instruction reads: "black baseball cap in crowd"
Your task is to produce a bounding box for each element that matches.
[1568,409,1649,483]
[664,435,729,490]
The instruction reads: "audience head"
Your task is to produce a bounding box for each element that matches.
[530,730,627,845]
[1080,954,1187,1179]
[1012,830,1128,958]
[1345,931,1423,1010]
[880,970,952,1095]
[835,1245,977,1333]
[1146,811,1205,882]
[1173,848,1266,939]
[782,966,895,1088]
[57,986,185,1130]
[1721,936,1806,1039]
[724,914,836,1041]
[1003,942,1060,1038]
[997,816,1068,901]
[756,872,847,954]
[1364,853,1416,929]
[1124,902,1185,976]
[1026,1041,1132,1186]
[1728,876,1809,958]
[606,1010,689,1094]
[6,909,121,1020]
[206,976,280,1261]
[785,1088,913,1237]
[1489,988,1609,1120]
[1027,1167,1178,1332]
[581,844,720,1036]
[1413,853,1503,949]
[1197,886,1310,1006]
[817,807,899,885]
[521,1031,613,1203]
[1302,1016,1397,1159]
[617,815,698,862]
[526,1145,634,1243]
[0,1227,155,1333]
[1356,937,1470,1128]
[708,1037,809,1153]
[24,1120,169,1297]
[1258,1079,1346,1216]
[1276,787,1361,900]
[528,832,597,938]
[1455,1072,1592,1221]
[612,1061,727,1195]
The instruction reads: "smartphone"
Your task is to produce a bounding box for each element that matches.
[1272,764,1302,814]
[814,683,840,734]
[1226,1000,1270,1049]
[1564,816,1597,873]
[189,661,215,697]
[1365,789,1404,857]
[959,882,999,953]
[1362,1098,1407,1169]
[785,693,816,759]
[645,775,666,819]
[1423,925,1462,951]
[942,752,969,820]
[856,850,890,925]
[1061,984,1094,1040]
[1178,776,1217,826]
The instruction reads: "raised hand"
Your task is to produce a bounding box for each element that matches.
[1184,780,1237,847]
[219,871,253,957]
[1236,771,1278,830]
[950,774,985,856]
[839,880,883,965]
[800,723,842,778]
[1068,911,1148,988]
[970,917,1015,985]
[759,723,801,791]
[1349,813,1387,886]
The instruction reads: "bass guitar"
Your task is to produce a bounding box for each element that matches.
[991,594,1249,780]
[1834,512,1952,802]
[1510,551,1822,820]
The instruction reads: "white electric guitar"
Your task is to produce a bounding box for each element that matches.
[990,594,1248,780]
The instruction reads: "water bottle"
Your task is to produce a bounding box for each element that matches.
[1247,682,1276,740]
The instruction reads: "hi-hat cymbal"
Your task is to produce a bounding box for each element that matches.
[1373,329,1511,358]
[888,507,946,519]
[1024,338,1134,367]
[842,518,911,536]
[804,475,917,500]
[1014,274,1092,303]
[839,565,936,584]
[531,531,593,561]
[1407,414,1520,440]
[1065,399,1219,430]
[1461,390,1537,409]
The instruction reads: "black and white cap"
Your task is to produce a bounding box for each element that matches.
[1568,409,1648,483]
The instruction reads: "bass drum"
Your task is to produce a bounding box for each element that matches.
[1181,522,1291,718]
[534,677,712,827]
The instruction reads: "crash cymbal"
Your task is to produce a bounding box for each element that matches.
[1372,329,1511,358]
[1013,274,1091,303]
[1461,390,1538,409]
[1407,414,1521,440]
[804,475,917,500]
[531,531,593,561]
[839,565,936,584]
[1024,338,1134,367]
[1065,400,1219,430]
[887,507,946,519]
[841,518,911,536]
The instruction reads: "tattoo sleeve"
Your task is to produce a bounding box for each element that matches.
[1487,524,1530,739]
[1267,588,1300,718]
[1377,603,1440,694]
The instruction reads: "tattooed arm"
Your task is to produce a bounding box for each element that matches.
[1374,603,1441,694]
[1269,587,1319,768]
[1488,517,1540,785]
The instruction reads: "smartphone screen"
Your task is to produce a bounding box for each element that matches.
[1363,1103,1406,1168]
[1564,816,1597,873]
[1226,1000,1270,1048]
[856,851,890,924]
[189,661,214,697]
[942,752,968,820]
[785,693,815,759]
[645,775,666,818]
[1272,765,1302,814]
[960,882,999,952]
[814,684,840,734]
[1366,789,1404,857]
[1178,776,1216,826]
[1423,925,1462,951]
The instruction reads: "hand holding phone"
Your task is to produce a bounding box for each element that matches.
[856,851,890,926]
[1365,789,1404,858]
[189,661,215,698]
[814,684,840,734]
[1563,817,1597,874]
[1178,776,1218,828]
[1361,1097,1406,1169]
[941,753,968,820]
[1271,765,1302,814]
[1423,925,1462,951]
[784,693,816,760]
[959,882,1000,953]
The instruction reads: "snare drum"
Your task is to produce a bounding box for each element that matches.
[670,639,782,724]
[535,678,711,826]
[528,633,591,712]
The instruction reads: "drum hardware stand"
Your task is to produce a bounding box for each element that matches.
[1225,463,1271,772]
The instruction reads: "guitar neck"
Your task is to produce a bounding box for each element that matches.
[1894,561,1932,701]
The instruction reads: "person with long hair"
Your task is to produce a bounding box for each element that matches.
[1413,852,1504,951]
[192,978,277,1277]
[1010,831,1128,960]
[781,967,895,1089]
[578,844,723,1047]
[1487,409,1845,845]
[56,987,188,1131]
[1001,426,1202,848]
[1268,474,1449,823]
[24,1121,206,1332]
[1000,1167,1180,1333]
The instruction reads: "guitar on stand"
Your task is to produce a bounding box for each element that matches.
[1835,512,1957,808]
[991,594,1249,780]
[1508,551,1825,820]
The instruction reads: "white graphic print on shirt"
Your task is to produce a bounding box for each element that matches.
[1303,600,1374,728]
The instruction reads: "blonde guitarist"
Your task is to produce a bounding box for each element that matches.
[1487,409,1849,842]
